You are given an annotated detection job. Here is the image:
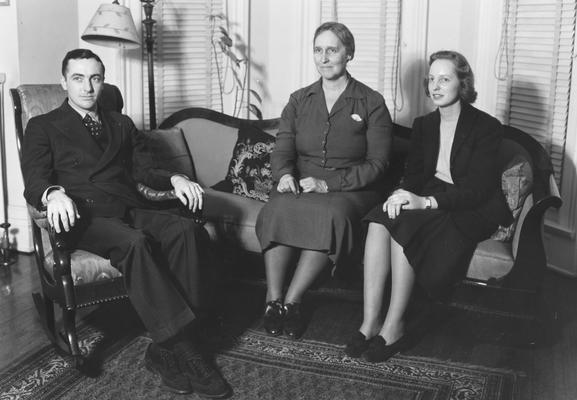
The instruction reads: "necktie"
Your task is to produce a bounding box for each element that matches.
[83,114,102,138]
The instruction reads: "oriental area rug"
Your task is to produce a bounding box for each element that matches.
[0,323,520,400]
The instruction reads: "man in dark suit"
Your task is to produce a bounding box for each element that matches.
[21,49,230,398]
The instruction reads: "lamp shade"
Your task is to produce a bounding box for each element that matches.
[81,3,140,49]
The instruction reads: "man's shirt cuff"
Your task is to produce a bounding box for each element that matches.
[41,186,65,206]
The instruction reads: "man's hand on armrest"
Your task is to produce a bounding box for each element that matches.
[46,189,80,233]
[170,174,204,212]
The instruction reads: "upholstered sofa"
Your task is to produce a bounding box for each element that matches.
[12,83,561,361]
[158,107,562,292]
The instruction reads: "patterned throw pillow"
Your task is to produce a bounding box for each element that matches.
[491,155,533,241]
[212,122,275,202]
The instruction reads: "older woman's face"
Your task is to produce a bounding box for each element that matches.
[313,30,348,81]
[427,59,460,107]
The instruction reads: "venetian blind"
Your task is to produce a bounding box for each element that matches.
[144,0,224,128]
[495,0,576,186]
[320,0,402,118]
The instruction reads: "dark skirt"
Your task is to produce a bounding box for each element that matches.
[256,189,380,269]
[363,178,495,299]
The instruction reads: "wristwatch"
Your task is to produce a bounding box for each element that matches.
[425,197,432,209]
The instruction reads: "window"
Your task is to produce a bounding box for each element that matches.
[495,0,576,187]
[321,0,402,118]
[148,1,402,126]
[145,0,224,128]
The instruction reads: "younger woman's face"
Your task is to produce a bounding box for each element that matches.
[427,59,461,107]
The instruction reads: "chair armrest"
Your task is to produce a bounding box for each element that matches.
[49,227,72,277]
[136,183,205,224]
[26,203,76,300]
[27,203,50,230]
[137,183,177,201]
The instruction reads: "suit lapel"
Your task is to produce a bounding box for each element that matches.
[423,110,441,175]
[52,102,104,160]
[92,111,123,175]
[450,103,476,164]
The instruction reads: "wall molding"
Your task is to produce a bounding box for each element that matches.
[396,0,429,127]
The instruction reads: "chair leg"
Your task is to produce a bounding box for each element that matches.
[32,292,58,346]
[61,306,84,366]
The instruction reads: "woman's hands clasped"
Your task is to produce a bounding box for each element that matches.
[277,174,328,194]
[383,189,429,219]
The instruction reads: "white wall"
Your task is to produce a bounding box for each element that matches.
[18,0,78,83]
[0,1,29,252]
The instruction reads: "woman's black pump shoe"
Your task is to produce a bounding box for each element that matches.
[344,332,372,358]
[263,299,285,336]
[283,302,305,339]
[362,334,409,363]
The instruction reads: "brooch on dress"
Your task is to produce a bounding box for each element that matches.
[351,114,362,122]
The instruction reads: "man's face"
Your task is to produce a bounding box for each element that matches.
[60,58,104,112]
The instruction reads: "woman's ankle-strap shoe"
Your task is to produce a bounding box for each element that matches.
[263,299,284,336]
[283,302,305,339]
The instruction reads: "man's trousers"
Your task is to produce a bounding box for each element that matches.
[73,207,211,343]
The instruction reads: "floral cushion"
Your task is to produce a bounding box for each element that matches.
[212,122,275,202]
[44,249,121,285]
[491,155,533,241]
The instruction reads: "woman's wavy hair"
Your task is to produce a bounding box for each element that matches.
[313,22,355,61]
[424,50,477,104]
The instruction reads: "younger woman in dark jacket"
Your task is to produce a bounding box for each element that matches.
[345,50,512,362]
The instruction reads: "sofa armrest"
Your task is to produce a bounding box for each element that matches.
[501,174,562,291]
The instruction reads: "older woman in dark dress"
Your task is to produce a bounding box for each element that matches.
[344,51,513,362]
[256,22,392,338]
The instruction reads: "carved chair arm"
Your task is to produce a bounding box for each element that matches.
[136,183,206,225]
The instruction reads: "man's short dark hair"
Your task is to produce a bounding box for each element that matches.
[61,49,105,78]
[423,50,477,104]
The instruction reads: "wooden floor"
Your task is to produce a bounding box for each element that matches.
[1,253,576,399]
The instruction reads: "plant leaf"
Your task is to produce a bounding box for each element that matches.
[249,104,263,120]
[225,49,241,65]
[220,34,233,48]
[249,89,262,104]
[219,26,230,36]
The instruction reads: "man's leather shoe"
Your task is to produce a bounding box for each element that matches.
[175,341,231,399]
[144,343,192,394]
[362,334,409,363]
[283,302,305,339]
[344,332,372,358]
[263,299,284,336]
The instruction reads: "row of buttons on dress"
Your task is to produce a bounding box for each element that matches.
[321,121,330,168]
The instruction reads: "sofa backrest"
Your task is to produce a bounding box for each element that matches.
[159,108,279,187]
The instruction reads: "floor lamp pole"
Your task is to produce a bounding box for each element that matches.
[0,72,15,267]
[142,0,157,129]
